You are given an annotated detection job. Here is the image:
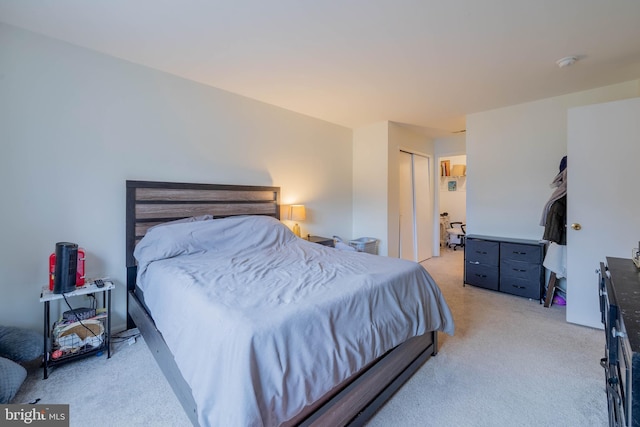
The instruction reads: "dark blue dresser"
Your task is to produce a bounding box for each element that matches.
[464,235,545,300]
[600,257,640,426]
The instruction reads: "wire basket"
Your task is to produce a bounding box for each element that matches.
[53,318,105,355]
[348,237,379,254]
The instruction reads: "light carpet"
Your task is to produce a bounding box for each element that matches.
[13,249,607,426]
[368,249,607,427]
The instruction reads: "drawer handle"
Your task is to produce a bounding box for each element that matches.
[600,357,608,369]
[513,251,527,255]
[475,251,487,255]
[512,285,526,289]
[474,274,487,278]
[612,327,626,338]
[512,268,527,272]
[470,261,480,265]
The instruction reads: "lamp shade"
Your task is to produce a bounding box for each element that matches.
[289,205,306,221]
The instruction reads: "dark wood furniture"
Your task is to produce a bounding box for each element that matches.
[125,180,439,427]
[599,257,640,427]
[464,235,545,300]
[543,271,559,307]
[306,235,335,247]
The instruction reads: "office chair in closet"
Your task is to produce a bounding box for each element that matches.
[447,222,466,250]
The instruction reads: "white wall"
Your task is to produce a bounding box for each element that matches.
[435,134,466,158]
[466,80,640,240]
[352,121,389,254]
[0,24,353,332]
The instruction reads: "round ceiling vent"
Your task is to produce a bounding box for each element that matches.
[556,56,578,68]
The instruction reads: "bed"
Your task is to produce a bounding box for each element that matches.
[125,180,454,427]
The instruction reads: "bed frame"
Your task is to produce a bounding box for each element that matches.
[125,180,438,426]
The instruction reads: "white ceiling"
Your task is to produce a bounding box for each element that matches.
[2,0,640,136]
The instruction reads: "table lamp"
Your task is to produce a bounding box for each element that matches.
[289,205,306,237]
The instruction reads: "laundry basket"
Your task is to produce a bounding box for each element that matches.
[348,237,379,254]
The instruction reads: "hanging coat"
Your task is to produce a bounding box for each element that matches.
[543,195,566,245]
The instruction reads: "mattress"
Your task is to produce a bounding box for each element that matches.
[134,215,454,427]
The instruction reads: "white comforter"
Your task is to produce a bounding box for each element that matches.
[134,215,454,427]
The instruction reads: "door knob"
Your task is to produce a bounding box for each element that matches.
[571,223,582,230]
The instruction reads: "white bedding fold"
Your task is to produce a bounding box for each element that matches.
[134,215,454,427]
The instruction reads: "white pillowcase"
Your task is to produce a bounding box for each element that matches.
[148,214,214,232]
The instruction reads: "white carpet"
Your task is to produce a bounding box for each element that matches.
[368,249,607,427]
[14,333,191,426]
[13,249,607,426]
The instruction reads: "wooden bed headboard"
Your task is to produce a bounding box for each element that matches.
[126,180,281,272]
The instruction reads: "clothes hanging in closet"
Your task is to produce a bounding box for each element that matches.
[540,161,567,227]
[541,156,568,297]
[542,194,566,245]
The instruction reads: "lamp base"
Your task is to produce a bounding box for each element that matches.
[293,223,301,237]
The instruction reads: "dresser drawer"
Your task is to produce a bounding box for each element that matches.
[499,276,540,299]
[500,258,542,283]
[465,263,499,290]
[500,242,541,264]
[465,239,499,266]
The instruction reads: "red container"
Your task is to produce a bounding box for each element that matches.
[48,253,55,291]
[49,248,85,290]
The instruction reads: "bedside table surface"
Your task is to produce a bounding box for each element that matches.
[306,236,335,247]
[40,280,115,302]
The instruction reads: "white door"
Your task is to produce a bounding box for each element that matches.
[567,97,640,328]
[413,154,433,262]
[398,151,433,262]
[399,151,415,260]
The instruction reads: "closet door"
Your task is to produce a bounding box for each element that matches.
[399,151,433,262]
[413,154,433,262]
[399,151,415,261]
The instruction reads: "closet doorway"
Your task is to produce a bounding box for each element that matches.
[438,154,467,251]
[399,150,433,262]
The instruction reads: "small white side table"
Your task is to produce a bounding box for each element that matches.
[40,280,114,379]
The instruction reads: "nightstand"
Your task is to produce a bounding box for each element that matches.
[40,280,114,379]
[306,235,335,247]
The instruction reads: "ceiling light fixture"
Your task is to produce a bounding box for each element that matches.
[556,56,578,68]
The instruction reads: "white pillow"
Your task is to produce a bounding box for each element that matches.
[148,214,214,232]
